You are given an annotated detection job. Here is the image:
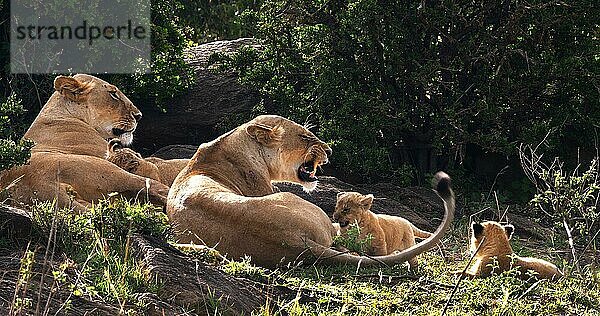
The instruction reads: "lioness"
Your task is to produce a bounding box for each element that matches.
[0,75,169,211]
[106,139,189,186]
[167,115,455,267]
[333,192,432,268]
[461,221,562,280]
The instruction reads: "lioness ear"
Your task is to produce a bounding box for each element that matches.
[54,75,91,102]
[246,123,285,147]
[360,194,374,209]
[503,224,514,239]
[472,222,484,238]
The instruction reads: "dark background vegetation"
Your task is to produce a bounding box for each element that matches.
[1,0,598,202]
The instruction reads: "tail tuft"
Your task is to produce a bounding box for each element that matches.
[432,171,452,199]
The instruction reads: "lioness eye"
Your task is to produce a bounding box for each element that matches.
[109,91,120,101]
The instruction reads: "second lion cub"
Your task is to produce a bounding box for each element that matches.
[333,192,432,268]
[461,221,562,280]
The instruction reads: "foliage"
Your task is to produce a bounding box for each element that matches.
[30,197,169,304]
[0,0,195,119]
[520,143,599,268]
[217,0,599,184]
[179,0,262,43]
[333,222,374,254]
[0,93,33,171]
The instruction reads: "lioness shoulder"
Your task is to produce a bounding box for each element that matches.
[333,191,432,268]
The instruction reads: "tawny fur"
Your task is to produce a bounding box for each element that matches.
[106,139,188,186]
[167,115,337,267]
[463,221,562,280]
[0,74,170,211]
[333,192,432,268]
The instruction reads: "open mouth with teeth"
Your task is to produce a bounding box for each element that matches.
[298,160,323,182]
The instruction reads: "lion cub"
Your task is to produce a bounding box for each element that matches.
[106,139,162,182]
[333,192,432,268]
[462,221,562,280]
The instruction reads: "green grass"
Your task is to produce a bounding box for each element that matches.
[15,198,600,315]
[26,198,169,312]
[212,219,600,316]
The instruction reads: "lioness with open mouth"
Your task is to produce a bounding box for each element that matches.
[167,115,456,267]
[333,192,432,268]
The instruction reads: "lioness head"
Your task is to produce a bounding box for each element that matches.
[471,221,514,256]
[333,192,374,229]
[54,74,142,145]
[244,115,332,191]
[106,138,160,181]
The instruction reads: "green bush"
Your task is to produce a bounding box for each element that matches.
[217,0,599,184]
[0,93,33,171]
[0,0,195,119]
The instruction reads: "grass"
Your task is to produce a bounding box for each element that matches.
[16,198,170,314]
[6,197,600,315]
[211,218,600,316]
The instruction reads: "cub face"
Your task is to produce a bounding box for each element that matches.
[106,138,160,181]
[471,221,514,256]
[333,192,374,229]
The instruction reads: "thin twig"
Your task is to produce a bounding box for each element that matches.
[518,279,545,299]
[562,217,580,273]
[441,236,486,316]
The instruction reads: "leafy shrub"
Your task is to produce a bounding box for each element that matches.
[520,143,599,269]
[0,0,195,121]
[0,93,33,171]
[217,0,598,184]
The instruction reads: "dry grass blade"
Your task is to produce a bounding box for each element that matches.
[441,236,486,316]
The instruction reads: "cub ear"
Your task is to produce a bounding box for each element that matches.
[108,138,123,153]
[245,123,285,147]
[503,224,515,239]
[360,194,374,208]
[472,222,484,238]
[54,75,91,102]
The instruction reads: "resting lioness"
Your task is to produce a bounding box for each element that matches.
[106,139,189,186]
[0,75,169,211]
[333,192,432,268]
[167,115,456,267]
[461,221,562,280]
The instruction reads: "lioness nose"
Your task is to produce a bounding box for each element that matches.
[133,112,142,122]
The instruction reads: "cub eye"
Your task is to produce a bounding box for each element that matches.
[109,91,120,101]
[342,207,350,213]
